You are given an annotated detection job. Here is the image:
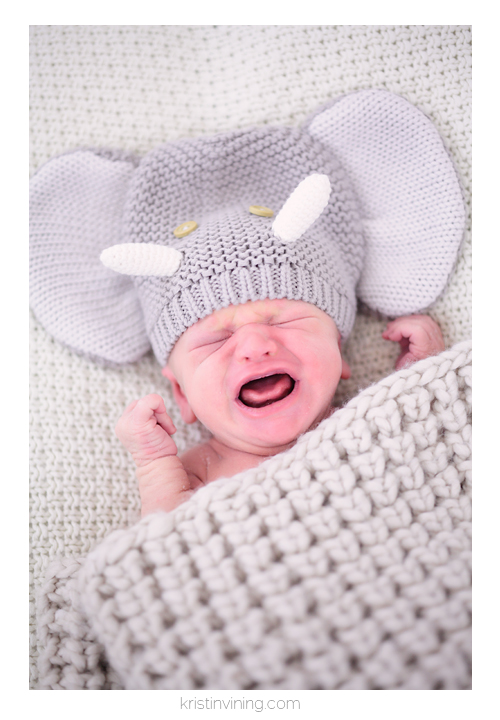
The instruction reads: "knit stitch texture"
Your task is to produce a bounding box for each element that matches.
[36,341,471,690]
[30,25,472,689]
[29,90,464,366]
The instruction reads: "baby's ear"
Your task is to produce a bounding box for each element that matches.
[162,366,198,424]
[341,357,351,380]
[338,338,351,380]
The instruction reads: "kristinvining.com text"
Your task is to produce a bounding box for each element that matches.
[180,697,300,712]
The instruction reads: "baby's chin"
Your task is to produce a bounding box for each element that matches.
[305,403,336,432]
[214,403,336,457]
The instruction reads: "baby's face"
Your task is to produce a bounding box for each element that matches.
[164,298,351,456]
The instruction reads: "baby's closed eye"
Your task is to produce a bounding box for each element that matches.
[274,316,314,326]
[191,332,232,351]
[273,316,325,332]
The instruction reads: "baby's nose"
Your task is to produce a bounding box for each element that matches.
[234,325,279,362]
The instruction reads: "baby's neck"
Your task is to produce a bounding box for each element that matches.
[179,437,290,486]
[180,405,337,487]
[207,437,290,482]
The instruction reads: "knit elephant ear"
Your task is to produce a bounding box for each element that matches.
[29,149,151,365]
[306,89,466,316]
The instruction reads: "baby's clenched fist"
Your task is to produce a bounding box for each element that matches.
[115,393,178,468]
[382,315,445,370]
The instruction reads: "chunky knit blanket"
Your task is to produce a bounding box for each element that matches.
[30,26,471,689]
[36,342,471,690]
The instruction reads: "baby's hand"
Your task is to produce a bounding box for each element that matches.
[382,315,445,370]
[115,393,178,468]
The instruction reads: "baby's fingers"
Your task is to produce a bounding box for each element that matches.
[122,399,139,415]
[155,409,177,436]
[382,316,421,342]
[382,314,444,368]
[133,394,176,435]
[132,394,166,421]
[383,316,439,345]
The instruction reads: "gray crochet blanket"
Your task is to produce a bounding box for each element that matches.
[36,341,471,690]
[30,26,472,690]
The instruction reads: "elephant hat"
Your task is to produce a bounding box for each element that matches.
[29,89,465,366]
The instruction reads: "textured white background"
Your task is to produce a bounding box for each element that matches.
[29,25,471,687]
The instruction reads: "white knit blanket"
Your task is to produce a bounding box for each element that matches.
[30,26,472,689]
[36,341,471,690]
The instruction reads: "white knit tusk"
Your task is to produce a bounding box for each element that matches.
[272,173,331,243]
[100,243,182,277]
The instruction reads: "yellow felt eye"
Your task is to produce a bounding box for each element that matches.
[173,221,198,238]
[249,205,274,217]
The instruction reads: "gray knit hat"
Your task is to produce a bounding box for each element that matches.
[30,89,465,366]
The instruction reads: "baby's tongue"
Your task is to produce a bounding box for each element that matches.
[239,374,294,408]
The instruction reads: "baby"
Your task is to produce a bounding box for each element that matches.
[29,90,463,521]
[116,300,444,516]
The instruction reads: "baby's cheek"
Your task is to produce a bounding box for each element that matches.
[190,375,226,424]
[195,402,219,428]
[311,342,342,376]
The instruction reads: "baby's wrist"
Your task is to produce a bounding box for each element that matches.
[136,455,192,516]
[135,453,183,482]
[131,444,177,469]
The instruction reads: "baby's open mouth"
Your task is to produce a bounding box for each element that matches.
[238,373,295,408]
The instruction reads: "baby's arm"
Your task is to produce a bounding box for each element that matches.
[115,394,201,516]
[382,315,445,370]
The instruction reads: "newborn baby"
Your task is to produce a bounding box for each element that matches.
[116,299,444,516]
[29,90,463,521]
